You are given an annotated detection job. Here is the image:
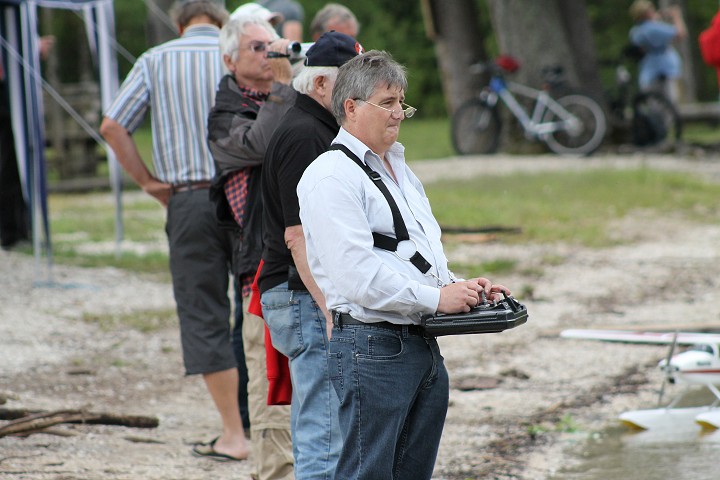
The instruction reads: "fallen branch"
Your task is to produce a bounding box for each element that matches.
[0,408,159,437]
[440,225,523,235]
[442,233,497,243]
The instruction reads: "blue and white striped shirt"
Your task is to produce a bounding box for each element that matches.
[104,25,223,183]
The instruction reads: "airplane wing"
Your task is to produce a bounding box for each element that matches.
[560,329,720,346]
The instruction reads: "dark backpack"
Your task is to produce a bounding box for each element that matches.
[632,104,668,146]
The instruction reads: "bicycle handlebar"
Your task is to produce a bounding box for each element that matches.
[469,55,521,77]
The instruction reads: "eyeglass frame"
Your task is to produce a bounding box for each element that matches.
[247,41,270,54]
[356,99,417,119]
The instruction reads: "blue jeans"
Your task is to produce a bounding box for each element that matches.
[262,283,341,480]
[328,323,449,480]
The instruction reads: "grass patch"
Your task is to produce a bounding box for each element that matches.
[82,308,177,333]
[682,122,720,145]
[52,246,170,275]
[398,117,454,161]
[449,259,518,279]
[49,191,168,274]
[42,161,720,276]
[426,167,720,247]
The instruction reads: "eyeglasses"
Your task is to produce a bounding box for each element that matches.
[247,41,270,54]
[359,100,417,119]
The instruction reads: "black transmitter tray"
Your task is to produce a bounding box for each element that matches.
[421,292,528,336]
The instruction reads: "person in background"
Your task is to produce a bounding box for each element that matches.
[0,55,30,251]
[0,35,54,251]
[309,3,359,41]
[297,50,511,479]
[257,0,304,42]
[206,13,296,479]
[226,0,286,442]
[100,0,250,462]
[232,2,284,29]
[699,8,720,97]
[260,31,362,479]
[629,0,687,103]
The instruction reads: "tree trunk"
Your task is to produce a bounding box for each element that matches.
[42,8,66,172]
[422,0,488,114]
[556,0,604,102]
[487,0,577,88]
[486,0,607,152]
[659,0,696,102]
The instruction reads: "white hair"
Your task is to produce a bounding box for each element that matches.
[292,66,338,94]
[219,15,278,63]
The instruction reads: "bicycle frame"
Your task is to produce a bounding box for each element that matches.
[483,75,582,139]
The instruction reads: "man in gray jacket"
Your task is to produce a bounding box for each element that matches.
[206,13,296,479]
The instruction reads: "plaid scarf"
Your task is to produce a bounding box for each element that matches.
[223,85,269,228]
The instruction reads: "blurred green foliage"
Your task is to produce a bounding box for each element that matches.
[39,1,720,117]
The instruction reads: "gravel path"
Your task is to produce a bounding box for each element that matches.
[1,152,719,479]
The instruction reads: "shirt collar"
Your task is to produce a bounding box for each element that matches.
[181,24,221,38]
[332,127,405,166]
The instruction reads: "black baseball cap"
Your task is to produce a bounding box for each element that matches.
[305,31,364,67]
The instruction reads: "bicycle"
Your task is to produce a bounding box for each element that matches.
[451,55,607,156]
[604,45,682,146]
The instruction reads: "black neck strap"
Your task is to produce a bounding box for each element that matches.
[328,143,432,275]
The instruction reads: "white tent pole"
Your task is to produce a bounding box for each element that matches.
[20,0,53,283]
[95,0,123,256]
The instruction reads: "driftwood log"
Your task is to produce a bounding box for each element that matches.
[441,225,522,244]
[440,225,523,235]
[0,408,159,437]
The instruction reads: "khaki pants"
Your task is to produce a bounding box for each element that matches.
[243,294,294,480]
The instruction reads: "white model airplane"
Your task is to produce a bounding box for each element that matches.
[560,329,720,431]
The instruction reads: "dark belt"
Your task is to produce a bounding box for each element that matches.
[332,311,425,336]
[171,180,213,194]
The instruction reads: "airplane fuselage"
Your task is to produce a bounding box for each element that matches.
[663,345,720,387]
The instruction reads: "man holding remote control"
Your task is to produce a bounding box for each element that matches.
[297,50,511,479]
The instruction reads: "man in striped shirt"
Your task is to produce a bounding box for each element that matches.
[100,0,249,461]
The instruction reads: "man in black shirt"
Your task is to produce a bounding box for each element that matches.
[259,31,362,478]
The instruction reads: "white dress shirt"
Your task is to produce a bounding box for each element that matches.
[297,127,452,325]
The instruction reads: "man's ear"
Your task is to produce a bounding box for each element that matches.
[223,54,235,73]
[313,75,326,96]
[343,98,357,121]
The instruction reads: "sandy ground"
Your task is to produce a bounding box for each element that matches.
[1,152,720,479]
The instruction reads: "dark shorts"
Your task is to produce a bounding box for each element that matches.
[166,188,235,375]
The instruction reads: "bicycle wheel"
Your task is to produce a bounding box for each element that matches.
[632,92,682,146]
[451,99,501,155]
[542,94,607,156]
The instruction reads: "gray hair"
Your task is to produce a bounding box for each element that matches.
[171,0,228,29]
[292,66,338,95]
[219,15,279,63]
[310,3,358,39]
[331,50,407,125]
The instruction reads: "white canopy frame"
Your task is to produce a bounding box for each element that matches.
[0,0,121,284]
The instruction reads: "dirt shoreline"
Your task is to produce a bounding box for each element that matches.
[2,153,720,479]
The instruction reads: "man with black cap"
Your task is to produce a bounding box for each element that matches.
[259,31,363,479]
